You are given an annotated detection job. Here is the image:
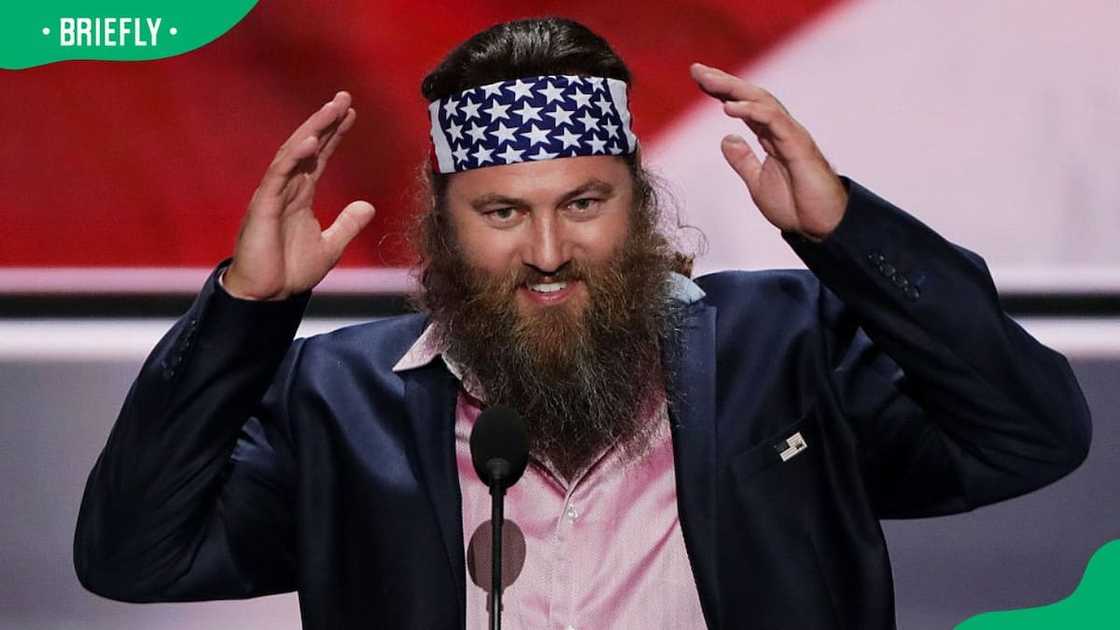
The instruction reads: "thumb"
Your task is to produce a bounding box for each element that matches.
[323,200,376,262]
[720,134,762,192]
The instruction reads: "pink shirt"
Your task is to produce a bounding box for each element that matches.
[394,321,707,629]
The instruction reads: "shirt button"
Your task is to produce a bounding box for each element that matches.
[565,504,579,521]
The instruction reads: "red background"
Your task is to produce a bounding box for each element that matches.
[1,0,839,268]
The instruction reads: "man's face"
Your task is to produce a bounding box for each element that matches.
[443,155,634,320]
[424,154,678,479]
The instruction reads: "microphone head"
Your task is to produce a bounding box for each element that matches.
[469,406,529,489]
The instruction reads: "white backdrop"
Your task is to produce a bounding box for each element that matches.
[650,0,1120,292]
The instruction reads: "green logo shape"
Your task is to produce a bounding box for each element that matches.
[957,539,1120,629]
[1,1,258,70]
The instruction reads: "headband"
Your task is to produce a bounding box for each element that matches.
[428,74,639,173]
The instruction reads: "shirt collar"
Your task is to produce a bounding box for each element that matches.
[392,323,463,375]
[391,271,705,377]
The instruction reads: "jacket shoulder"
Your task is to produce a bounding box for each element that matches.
[298,312,429,373]
[693,268,827,315]
[692,269,855,358]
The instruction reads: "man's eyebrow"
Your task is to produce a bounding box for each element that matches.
[469,178,615,210]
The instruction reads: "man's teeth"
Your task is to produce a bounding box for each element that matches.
[529,281,568,294]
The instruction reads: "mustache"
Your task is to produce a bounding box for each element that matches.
[478,259,592,293]
[520,261,586,284]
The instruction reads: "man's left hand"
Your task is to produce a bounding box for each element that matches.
[689,62,847,242]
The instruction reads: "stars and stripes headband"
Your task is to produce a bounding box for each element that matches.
[427,74,639,174]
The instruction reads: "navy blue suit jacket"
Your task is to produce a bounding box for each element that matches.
[74,179,1091,629]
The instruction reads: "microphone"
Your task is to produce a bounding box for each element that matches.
[470,406,529,489]
[469,406,529,630]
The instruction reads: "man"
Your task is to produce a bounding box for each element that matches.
[74,17,1091,630]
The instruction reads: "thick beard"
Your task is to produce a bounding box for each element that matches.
[423,226,682,482]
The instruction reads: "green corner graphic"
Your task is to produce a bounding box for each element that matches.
[957,539,1120,629]
[1,1,258,69]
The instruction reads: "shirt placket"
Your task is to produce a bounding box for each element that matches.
[548,483,576,630]
[542,445,618,630]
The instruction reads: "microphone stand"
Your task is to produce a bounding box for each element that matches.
[488,460,511,630]
[470,406,527,630]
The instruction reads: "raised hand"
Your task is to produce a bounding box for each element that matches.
[689,63,847,242]
[224,91,376,300]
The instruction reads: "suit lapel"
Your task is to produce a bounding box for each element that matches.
[402,362,465,625]
[667,301,721,628]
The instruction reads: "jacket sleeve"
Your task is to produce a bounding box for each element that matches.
[784,177,1092,519]
[73,261,311,601]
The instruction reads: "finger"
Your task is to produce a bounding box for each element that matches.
[258,128,323,199]
[322,201,376,262]
[722,100,818,162]
[311,108,357,180]
[258,91,352,197]
[720,134,762,191]
[284,108,356,208]
[315,107,354,158]
[292,91,352,152]
[286,172,315,210]
[251,135,318,218]
[690,63,777,107]
[291,111,346,178]
[696,64,790,117]
[759,136,779,158]
[722,100,795,140]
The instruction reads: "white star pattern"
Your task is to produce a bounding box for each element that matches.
[506,79,535,101]
[498,145,524,164]
[528,146,559,161]
[484,100,511,121]
[474,146,494,165]
[576,111,600,132]
[522,123,551,146]
[545,105,574,127]
[461,97,482,121]
[512,102,543,123]
[588,134,607,154]
[465,122,487,144]
[539,81,565,103]
[492,122,518,145]
[444,97,460,118]
[557,128,582,149]
[434,75,632,172]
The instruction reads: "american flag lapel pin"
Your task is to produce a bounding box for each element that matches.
[775,431,808,462]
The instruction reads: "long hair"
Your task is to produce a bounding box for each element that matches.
[409,17,693,313]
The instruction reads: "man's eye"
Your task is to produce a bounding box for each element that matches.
[568,198,601,212]
[486,207,518,221]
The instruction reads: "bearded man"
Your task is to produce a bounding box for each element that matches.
[74,17,1091,630]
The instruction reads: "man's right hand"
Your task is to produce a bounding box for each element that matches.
[224,91,376,301]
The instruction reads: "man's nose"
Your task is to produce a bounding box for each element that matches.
[522,213,569,274]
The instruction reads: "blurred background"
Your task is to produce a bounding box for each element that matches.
[2,1,1117,627]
